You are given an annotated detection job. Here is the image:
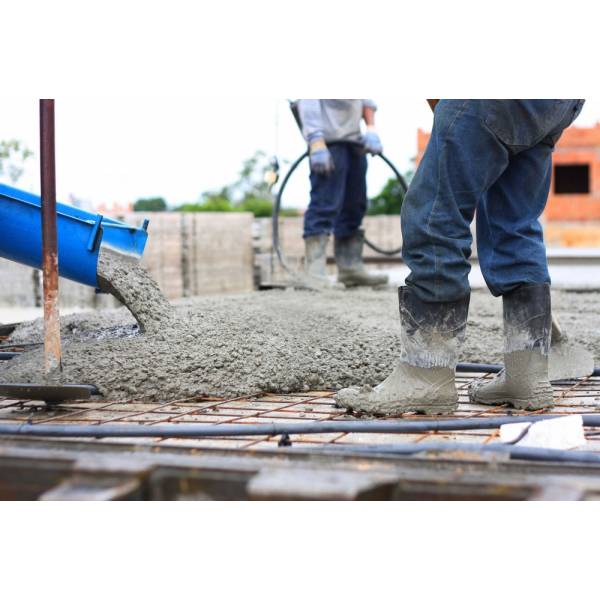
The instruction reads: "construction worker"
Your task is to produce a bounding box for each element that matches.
[337,99,585,415]
[297,99,389,288]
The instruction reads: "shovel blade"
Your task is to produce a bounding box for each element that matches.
[0,383,94,403]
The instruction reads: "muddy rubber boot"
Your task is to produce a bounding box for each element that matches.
[334,229,389,288]
[303,234,332,289]
[336,287,469,416]
[469,283,553,411]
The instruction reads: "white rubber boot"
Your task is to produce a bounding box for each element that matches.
[469,283,553,410]
[336,286,469,416]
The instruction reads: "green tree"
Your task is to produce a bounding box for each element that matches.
[0,139,33,184]
[178,189,234,212]
[176,151,299,217]
[367,164,414,216]
[133,197,167,212]
[237,196,273,218]
[228,151,276,216]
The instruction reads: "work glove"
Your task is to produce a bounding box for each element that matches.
[363,128,383,155]
[309,139,335,176]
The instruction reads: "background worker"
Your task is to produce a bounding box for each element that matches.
[296,99,389,288]
[337,99,585,416]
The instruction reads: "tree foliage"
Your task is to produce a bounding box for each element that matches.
[0,139,33,184]
[133,197,168,212]
[176,151,299,217]
[367,166,414,216]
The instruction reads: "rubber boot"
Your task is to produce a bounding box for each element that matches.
[469,283,553,410]
[334,229,389,288]
[336,287,469,416]
[303,234,332,289]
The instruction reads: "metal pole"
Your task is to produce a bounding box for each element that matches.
[39,99,61,374]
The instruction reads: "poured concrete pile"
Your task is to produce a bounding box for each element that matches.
[2,288,599,402]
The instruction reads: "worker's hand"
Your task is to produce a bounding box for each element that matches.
[309,139,335,176]
[363,128,383,155]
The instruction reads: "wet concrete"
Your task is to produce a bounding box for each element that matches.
[96,247,174,333]
[1,288,599,402]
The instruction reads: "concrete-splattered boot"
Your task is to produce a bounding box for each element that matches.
[303,234,332,289]
[334,229,388,288]
[469,283,553,410]
[336,287,469,416]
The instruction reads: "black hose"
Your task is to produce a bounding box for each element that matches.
[0,352,20,360]
[361,153,407,256]
[1,414,599,439]
[272,146,408,276]
[456,362,502,373]
[299,441,600,466]
[272,150,309,276]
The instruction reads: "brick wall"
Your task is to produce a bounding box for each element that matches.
[546,124,600,220]
[416,120,600,241]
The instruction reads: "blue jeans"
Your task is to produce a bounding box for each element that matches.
[304,143,368,239]
[402,99,584,302]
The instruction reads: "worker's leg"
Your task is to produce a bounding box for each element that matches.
[337,101,509,414]
[302,145,350,284]
[401,100,510,303]
[475,98,584,294]
[333,147,368,238]
[476,144,553,297]
[472,149,553,408]
[333,148,388,287]
[470,100,585,409]
[303,145,350,238]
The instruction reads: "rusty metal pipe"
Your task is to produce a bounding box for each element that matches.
[40,99,62,374]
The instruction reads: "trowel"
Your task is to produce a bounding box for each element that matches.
[549,315,594,381]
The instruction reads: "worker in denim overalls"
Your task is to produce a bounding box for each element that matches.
[337,100,585,416]
[297,99,388,288]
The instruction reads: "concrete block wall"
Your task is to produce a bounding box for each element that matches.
[0,211,480,308]
[0,260,40,307]
[179,212,255,296]
[0,212,255,308]
[0,259,114,311]
[124,212,184,300]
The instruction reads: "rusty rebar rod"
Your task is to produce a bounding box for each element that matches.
[40,99,62,375]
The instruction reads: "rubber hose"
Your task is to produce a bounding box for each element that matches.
[1,414,599,439]
[272,146,408,274]
[299,441,600,465]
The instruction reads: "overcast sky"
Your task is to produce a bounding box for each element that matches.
[1,97,598,211]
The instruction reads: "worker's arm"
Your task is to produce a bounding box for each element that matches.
[297,99,334,176]
[362,100,383,155]
[427,99,440,111]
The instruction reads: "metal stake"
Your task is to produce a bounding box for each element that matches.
[39,99,61,375]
